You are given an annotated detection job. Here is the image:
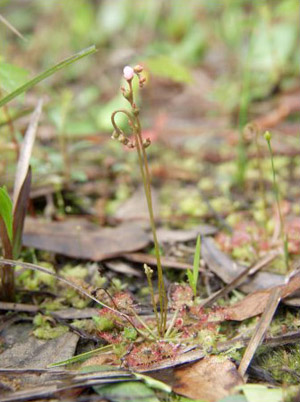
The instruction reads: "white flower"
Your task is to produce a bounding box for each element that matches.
[123,66,134,81]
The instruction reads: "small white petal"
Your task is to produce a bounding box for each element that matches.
[123,66,134,80]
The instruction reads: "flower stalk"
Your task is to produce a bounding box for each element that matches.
[264,131,289,271]
[111,66,167,336]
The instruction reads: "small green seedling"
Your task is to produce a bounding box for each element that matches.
[264,131,289,271]
[187,234,201,297]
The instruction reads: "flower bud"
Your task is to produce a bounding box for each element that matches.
[144,263,153,276]
[123,66,134,81]
[264,131,272,142]
[134,64,143,73]
[111,130,120,140]
[143,138,151,148]
[118,134,129,145]
[139,76,146,88]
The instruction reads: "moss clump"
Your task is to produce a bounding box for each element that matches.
[16,262,56,290]
[93,315,115,331]
[33,325,69,340]
[257,346,300,385]
[33,314,68,340]
[123,327,137,341]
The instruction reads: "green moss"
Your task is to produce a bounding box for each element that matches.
[210,196,232,213]
[41,298,64,311]
[267,256,288,275]
[93,315,115,331]
[226,213,241,227]
[196,329,219,350]
[198,177,214,192]
[123,327,137,341]
[33,313,69,339]
[72,319,95,332]
[111,278,127,292]
[61,264,88,279]
[232,244,255,262]
[16,262,56,290]
[33,325,69,339]
[257,345,300,385]
[93,272,107,288]
[63,287,90,308]
[179,197,208,216]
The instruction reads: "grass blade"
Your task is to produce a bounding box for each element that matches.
[0,46,96,108]
[49,345,113,367]
[0,188,13,243]
[193,234,201,285]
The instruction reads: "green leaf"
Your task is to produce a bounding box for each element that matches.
[133,373,171,393]
[94,381,160,402]
[238,384,283,402]
[193,235,201,285]
[48,344,113,367]
[187,269,195,295]
[0,45,97,108]
[146,55,192,84]
[176,397,208,402]
[187,234,201,296]
[0,187,13,243]
[218,395,247,402]
[0,62,29,93]
[251,23,297,72]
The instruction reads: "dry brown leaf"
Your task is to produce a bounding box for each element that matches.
[215,275,300,321]
[105,259,142,277]
[173,356,243,402]
[123,252,198,271]
[114,186,159,226]
[13,99,43,208]
[157,224,216,243]
[202,237,284,292]
[23,218,150,260]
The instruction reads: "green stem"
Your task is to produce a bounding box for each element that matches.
[266,138,289,270]
[133,113,167,334]
[137,131,168,334]
[165,308,179,338]
[255,132,268,228]
[133,131,166,336]
[144,264,160,337]
[129,307,158,340]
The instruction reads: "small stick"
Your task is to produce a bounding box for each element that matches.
[200,250,278,308]
[0,14,26,40]
[238,286,281,378]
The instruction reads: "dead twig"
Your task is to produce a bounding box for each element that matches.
[0,14,26,40]
[200,251,278,308]
[238,287,282,378]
